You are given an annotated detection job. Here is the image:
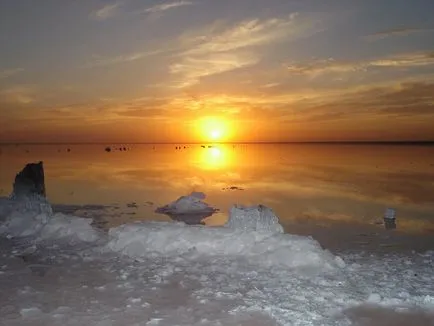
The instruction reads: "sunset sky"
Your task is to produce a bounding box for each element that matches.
[1,0,434,143]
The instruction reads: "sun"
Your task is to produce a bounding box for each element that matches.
[197,117,228,142]
[210,129,222,140]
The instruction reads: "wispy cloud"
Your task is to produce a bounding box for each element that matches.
[286,51,434,77]
[90,1,123,21]
[370,51,434,67]
[143,1,193,14]
[364,27,434,41]
[170,52,259,88]
[84,50,162,68]
[261,82,280,88]
[286,58,366,76]
[0,85,37,104]
[171,13,322,87]
[181,13,310,55]
[0,68,24,80]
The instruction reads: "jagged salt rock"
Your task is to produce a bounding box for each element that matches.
[0,162,52,237]
[12,161,46,199]
[225,204,284,234]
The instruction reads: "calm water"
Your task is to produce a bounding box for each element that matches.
[1,143,434,236]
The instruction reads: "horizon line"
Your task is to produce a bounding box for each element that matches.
[1,140,434,146]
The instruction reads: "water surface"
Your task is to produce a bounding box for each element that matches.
[1,143,433,243]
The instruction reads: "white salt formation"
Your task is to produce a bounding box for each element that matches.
[384,208,396,220]
[156,191,216,215]
[225,204,284,234]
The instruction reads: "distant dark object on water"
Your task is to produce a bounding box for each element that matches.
[105,147,112,152]
[222,186,245,191]
[67,148,71,152]
[12,161,46,198]
[201,145,205,148]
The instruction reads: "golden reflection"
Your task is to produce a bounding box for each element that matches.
[195,146,232,170]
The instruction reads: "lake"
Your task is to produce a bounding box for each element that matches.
[1,143,434,251]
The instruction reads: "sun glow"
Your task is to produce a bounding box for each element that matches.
[196,117,229,142]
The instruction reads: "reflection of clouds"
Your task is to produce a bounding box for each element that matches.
[242,155,434,206]
[299,208,355,223]
[396,218,434,233]
[221,172,241,180]
[299,166,434,206]
[167,176,206,191]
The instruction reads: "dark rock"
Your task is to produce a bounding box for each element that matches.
[12,161,46,198]
[105,147,112,152]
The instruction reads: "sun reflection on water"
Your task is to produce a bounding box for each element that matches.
[195,146,231,170]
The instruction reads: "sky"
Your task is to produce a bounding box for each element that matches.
[1,0,434,143]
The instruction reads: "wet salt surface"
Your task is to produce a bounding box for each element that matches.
[1,197,434,326]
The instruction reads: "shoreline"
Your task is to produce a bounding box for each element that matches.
[48,200,434,256]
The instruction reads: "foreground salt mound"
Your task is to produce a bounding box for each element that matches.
[0,161,101,246]
[38,213,102,244]
[107,204,344,271]
[0,195,52,237]
[156,191,217,215]
[0,196,103,245]
[225,204,284,233]
[106,222,343,270]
